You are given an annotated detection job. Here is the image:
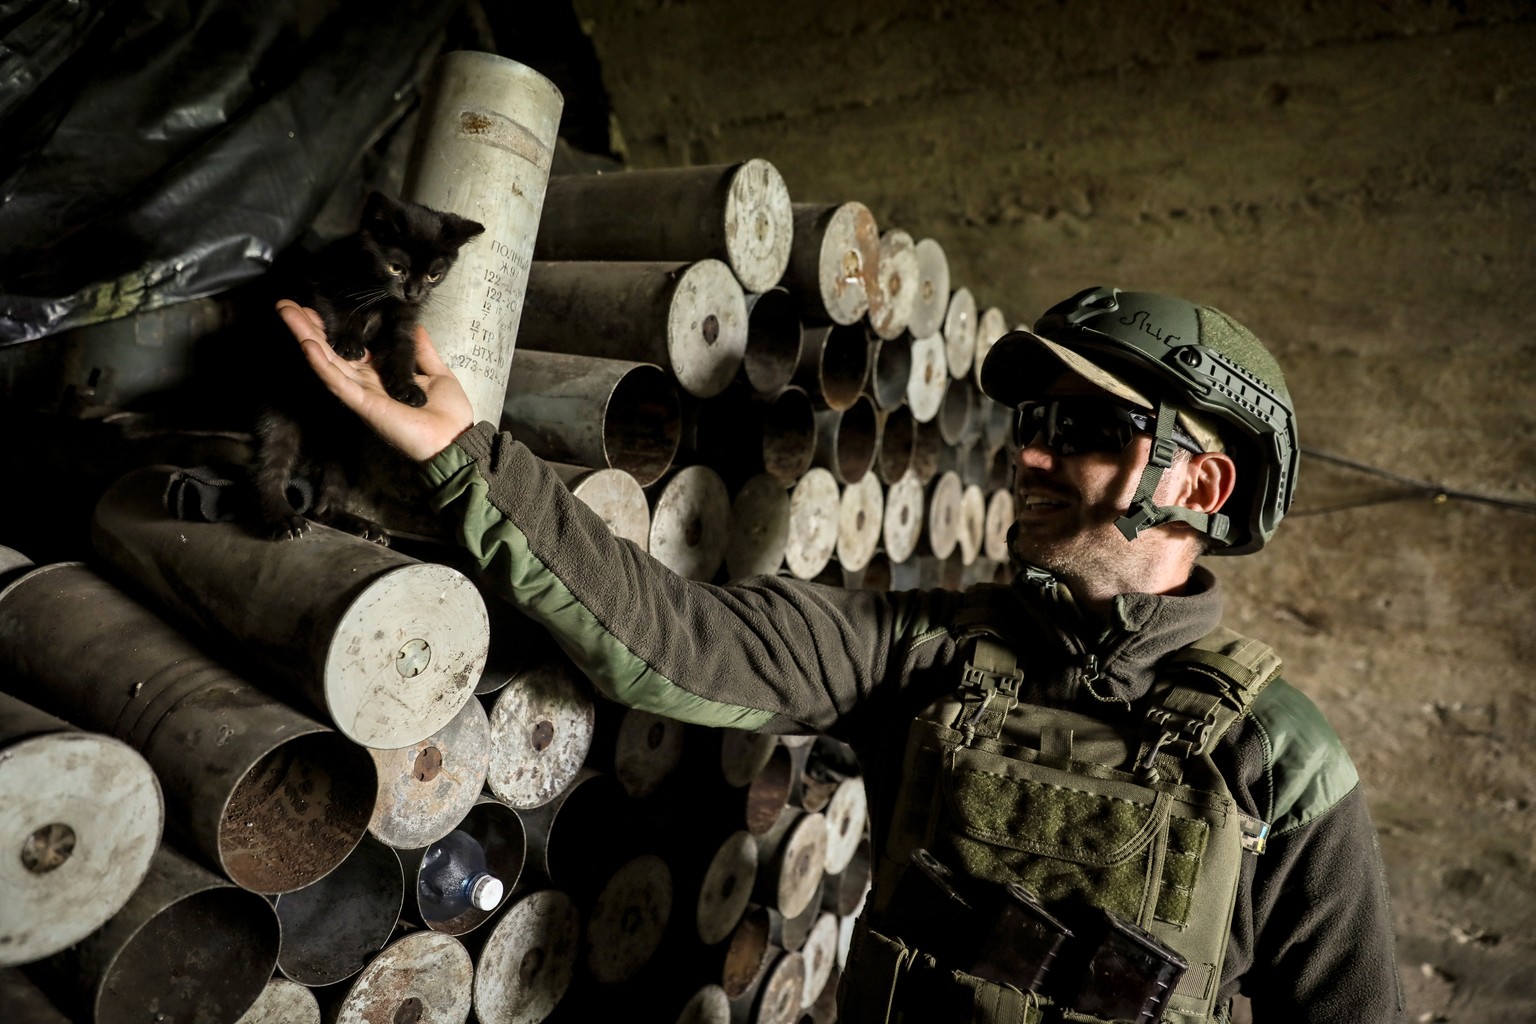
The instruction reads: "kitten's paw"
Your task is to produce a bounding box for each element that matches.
[329,512,392,546]
[263,515,310,541]
[332,340,366,360]
[393,382,427,408]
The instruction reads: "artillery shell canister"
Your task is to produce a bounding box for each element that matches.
[958,482,988,566]
[943,285,979,381]
[471,888,581,1024]
[233,978,320,1024]
[648,464,732,582]
[484,652,596,811]
[502,350,680,488]
[812,395,878,486]
[585,853,674,985]
[0,693,162,966]
[676,984,731,1024]
[368,694,492,851]
[882,471,926,565]
[905,333,948,424]
[0,561,375,894]
[875,405,916,484]
[985,488,1016,564]
[535,159,794,295]
[907,237,951,340]
[784,468,839,581]
[800,912,841,1013]
[684,382,816,489]
[553,463,653,550]
[870,229,919,341]
[517,768,634,896]
[866,330,914,411]
[754,811,829,921]
[327,930,474,1024]
[740,287,804,395]
[402,51,563,427]
[721,730,779,790]
[606,706,689,800]
[792,322,870,412]
[821,777,869,877]
[25,844,279,1024]
[836,473,884,574]
[91,464,489,750]
[922,470,965,560]
[974,305,1008,389]
[272,835,404,988]
[520,259,749,399]
[725,473,791,581]
[695,830,760,947]
[782,202,880,327]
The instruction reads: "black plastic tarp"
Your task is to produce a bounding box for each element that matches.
[0,0,463,345]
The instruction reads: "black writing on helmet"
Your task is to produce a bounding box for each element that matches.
[1117,308,1182,345]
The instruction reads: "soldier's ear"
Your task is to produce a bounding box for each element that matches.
[1179,452,1237,514]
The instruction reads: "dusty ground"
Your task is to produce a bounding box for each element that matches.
[572,1,1536,1019]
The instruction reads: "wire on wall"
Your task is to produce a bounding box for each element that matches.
[1292,446,1536,518]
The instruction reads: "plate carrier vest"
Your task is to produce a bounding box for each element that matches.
[843,584,1283,1024]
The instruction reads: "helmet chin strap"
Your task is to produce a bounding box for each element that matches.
[1114,399,1232,546]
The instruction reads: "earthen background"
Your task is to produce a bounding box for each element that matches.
[564,1,1536,1020]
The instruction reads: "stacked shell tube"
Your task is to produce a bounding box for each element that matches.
[0,693,162,966]
[90,465,490,751]
[0,561,376,894]
[403,50,564,428]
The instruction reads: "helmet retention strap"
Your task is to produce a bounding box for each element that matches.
[1114,399,1231,544]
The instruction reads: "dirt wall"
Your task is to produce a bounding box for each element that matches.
[574,2,1536,1019]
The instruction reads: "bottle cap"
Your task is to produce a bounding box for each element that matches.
[469,873,504,911]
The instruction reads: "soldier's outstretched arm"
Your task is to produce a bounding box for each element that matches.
[277,299,950,735]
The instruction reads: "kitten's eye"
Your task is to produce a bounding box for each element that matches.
[387,263,406,276]
[427,271,443,282]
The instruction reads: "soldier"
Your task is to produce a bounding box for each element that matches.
[279,285,1401,1022]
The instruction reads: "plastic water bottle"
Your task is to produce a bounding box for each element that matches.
[418,829,504,922]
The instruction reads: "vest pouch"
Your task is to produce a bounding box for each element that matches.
[930,731,1243,1021]
[946,740,1212,926]
[840,918,1044,1024]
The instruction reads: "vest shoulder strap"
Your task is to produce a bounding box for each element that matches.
[1142,625,1284,763]
[953,586,1284,762]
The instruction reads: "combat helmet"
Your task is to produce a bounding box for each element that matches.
[979,285,1298,555]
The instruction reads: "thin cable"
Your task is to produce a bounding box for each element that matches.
[1297,446,1536,516]
[1289,491,1428,520]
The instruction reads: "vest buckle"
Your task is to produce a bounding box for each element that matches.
[1140,706,1214,767]
[958,662,1023,741]
[961,664,1023,701]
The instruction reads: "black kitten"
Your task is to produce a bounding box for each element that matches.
[310,191,485,407]
[253,192,484,543]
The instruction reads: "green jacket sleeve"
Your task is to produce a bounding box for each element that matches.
[1234,681,1404,1022]
[421,423,950,733]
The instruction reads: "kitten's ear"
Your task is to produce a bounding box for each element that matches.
[362,191,406,234]
[440,213,486,250]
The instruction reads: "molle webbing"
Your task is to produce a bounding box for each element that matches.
[1139,627,1282,767]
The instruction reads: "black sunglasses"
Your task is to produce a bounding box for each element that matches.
[1012,397,1203,456]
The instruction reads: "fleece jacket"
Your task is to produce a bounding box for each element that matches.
[423,423,1403,1022]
